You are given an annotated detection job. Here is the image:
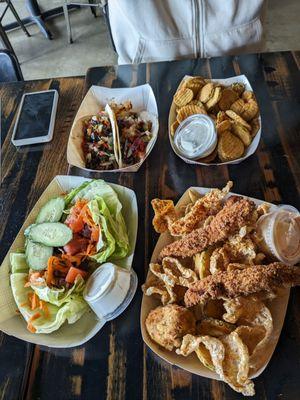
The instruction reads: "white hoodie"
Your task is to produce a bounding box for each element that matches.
[108,0,265,64]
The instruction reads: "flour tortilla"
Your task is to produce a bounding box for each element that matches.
[105,104,122,168]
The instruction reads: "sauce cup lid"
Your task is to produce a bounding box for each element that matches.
[173,114,217,160]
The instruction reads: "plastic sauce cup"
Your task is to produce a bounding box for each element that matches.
[173,114,217,160]
[83,263,138,321]
[257,209,300,265]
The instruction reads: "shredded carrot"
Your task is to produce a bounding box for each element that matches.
[27,323,36,333]
[31,292,39,310]
[29,312,41,322]
[20,302,28,307]
[39,300,49,318]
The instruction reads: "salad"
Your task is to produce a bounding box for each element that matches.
[10,180,129,334]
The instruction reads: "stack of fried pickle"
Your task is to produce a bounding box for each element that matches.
[142,182,300,396]
[170,77,260,163]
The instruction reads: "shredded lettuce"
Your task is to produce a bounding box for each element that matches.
[30,275,86,306]
[65,180,129,262]
[10,273,88,334]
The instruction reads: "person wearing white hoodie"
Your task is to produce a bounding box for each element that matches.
[107,0,266,64]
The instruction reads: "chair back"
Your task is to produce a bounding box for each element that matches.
[0,49,23,82]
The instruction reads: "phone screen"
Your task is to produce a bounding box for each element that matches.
[14,91,55,140]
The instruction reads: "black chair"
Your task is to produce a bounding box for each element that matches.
[0,48,23,82]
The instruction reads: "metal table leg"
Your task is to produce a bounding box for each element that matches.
[25,0,53,39]
[0,22,18,60]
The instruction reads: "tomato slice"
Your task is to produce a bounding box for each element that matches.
[63,235,89,256]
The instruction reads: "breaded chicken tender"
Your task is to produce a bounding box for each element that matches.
[145,304,196,350]
[184,263,300,307]
[159,196,255,259]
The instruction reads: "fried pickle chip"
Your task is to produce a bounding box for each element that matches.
[231,82,245,96]
[194,249,212,279]
[250,117,260,137]
[174,88,194,107]
[177,104,207,123]
[225,110,251,130]
[217,131,245,162]
[184,77,206,96]
[206,86,222,109]
[232,123,252,146]
[151,199,177,233]
[197,147,218,163]
[241,99,259,121]
[216,110,229,124]
[218,88,239,111]
[170,120,179,137]
[216,119,232,134]
[199,83,215,103]
[197,317,235,337]
[230,98,245,115]
[188,99,205,107]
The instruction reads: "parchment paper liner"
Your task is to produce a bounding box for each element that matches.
[140,188,289,379]
[168,75,262,166]
[67,84,159,172]
[0,175,138,347]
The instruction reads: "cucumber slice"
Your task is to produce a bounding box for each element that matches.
[26,240,53,271]
[24,224,36,237]
[36,197,65,224]
[10,252,29,273]
[28,222,72,247]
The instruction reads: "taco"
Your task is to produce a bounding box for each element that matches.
[81,104,120,170]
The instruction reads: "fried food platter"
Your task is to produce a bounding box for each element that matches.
[140,186,290,384]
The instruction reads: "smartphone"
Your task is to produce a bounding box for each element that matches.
[11,90,58,146]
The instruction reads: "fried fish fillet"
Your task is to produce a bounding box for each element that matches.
[159,196,255,259]
[184,263,300,307]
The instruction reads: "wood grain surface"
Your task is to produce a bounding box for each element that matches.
[0,52,300,400]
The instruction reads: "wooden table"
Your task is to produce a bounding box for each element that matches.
[0,51,300,400]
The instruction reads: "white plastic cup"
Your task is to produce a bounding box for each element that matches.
[174,114,217,160]
[257,209,300,265]
[83,263,138,321]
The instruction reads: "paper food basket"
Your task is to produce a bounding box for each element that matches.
[140,188,289,379]
[67,84,159,172]
[0,175,138,348]
[168,75,261,166]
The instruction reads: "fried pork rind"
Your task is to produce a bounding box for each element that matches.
[197,317,235,337]
[142,274,173,305]
[145,304,196,351]
[177,333,255,396]
[143,258,198,305]
[162,257,198,287]
[151,199,177,233]
[223,296,273,368]
[194,249,212,279]
[166,181,233,237]
[224,234,257,265]
[210,247,230,274]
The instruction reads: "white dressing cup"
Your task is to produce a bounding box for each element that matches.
[257,208,300,265]
[83,263,138,321]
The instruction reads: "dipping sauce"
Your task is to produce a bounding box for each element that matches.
[83,263,137,321]
[257,209,300,265]
[173,114,217,160]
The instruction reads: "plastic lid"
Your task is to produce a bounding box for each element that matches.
[84,263,116,302]
[257,210,300,265]
[173,114,217,160]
